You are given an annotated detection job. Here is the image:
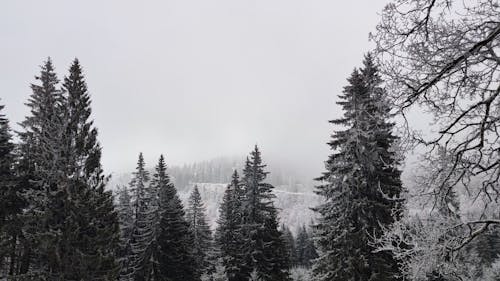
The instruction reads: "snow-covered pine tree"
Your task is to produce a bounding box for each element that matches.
[17,58,66,278]
[281,225,297,268]
[118,153,149,281]
[186,185,213,276]
[241,146,291,281]
[295,225,317,268]
[12,58,120,280]
[145,154,171,280]
[127,153,154,281]
[59,58,121,280]
[313,54,404,281]
[117,185,135,281]
[0,102,21,277]
[156,155,198,281]
[215,170,249,281]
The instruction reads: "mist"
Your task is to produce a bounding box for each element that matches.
[0,0,388,179]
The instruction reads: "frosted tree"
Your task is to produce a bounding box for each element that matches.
[313,55,404,281]
[127,153,153,281]
[186,185,213,276]
[375,147,488,280]
[0,102,20,277]
[59,58,121,281]
[156,155,198,281]
[241,146,291,281]
[372,0,500,259]
[117,185,135,281]
[281,225,297,268]
[215,170,250,281]
[295,225,316,268]
[12,58,121,280]
[16,58,66,278]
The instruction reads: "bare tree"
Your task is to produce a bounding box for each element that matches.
[374,147,497,279]
[371,0,500,278]
[372,0,500,243]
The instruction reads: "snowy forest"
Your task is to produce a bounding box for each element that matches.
[0,0,499,280]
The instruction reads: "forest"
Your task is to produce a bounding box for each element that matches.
[0,0,499,280]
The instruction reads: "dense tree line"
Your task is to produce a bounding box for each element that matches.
[169,157,304,191]
[0,58,302,280]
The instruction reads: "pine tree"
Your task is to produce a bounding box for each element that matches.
[156,155,198,281]
[295,225,317,268]
[313,54,404,281]
[59,58,121,281]
[281,225,296,268]
[83,180,121,280]
[186,185,213,276]
[215,170,250,281]
[147,155,169,281]
[0,102,22,277]
[117,185,135,281]
[127,153,153,281]
[12,58,121,280]
[17,58,66,278]
[241,146,291,281]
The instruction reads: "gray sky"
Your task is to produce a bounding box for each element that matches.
[0,0,389,178]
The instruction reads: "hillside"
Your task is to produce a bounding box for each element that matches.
[109,173,321,233]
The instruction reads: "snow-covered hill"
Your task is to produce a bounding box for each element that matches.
[109,173,321,233]
[179,183,321,233]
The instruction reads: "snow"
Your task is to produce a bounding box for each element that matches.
[110,173,321,233]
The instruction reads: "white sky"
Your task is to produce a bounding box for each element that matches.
[0,0,390,178]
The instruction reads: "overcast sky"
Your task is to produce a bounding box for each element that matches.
[0,0,389,178]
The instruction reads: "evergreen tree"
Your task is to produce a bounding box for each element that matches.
[281,225,296,268]
[156,155,198,281]
[241,146,291,281]
[313,54,404,281]
[11,58,121,280]
[295,225,317,268]
[9,58,121,280]
[215,170,249,281]
[59,58,121,281]
[0,102,22,277]
[186,185,213,276]
[117,185,135,281]
[127,153,153,281]
[82,180,121,280]
[17,58,66,278]
[147,155,169,281]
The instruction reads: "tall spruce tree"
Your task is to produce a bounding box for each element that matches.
[127,153,152,280]
[0,102,22,277]
[313,54,403,281]
[156,155,198,281]
[14,58,120,280]
[241,146,291,281]
[17,58,66,278]
[8,58,120,280]
[186,185,213,276]
[59,58,121,281]
[117,185,135,281]
[147,155,169,281]
[295,225,317,268]
[281,225,297,268]
[215,170,249,281]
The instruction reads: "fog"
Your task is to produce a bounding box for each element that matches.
[0,0,389,180]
